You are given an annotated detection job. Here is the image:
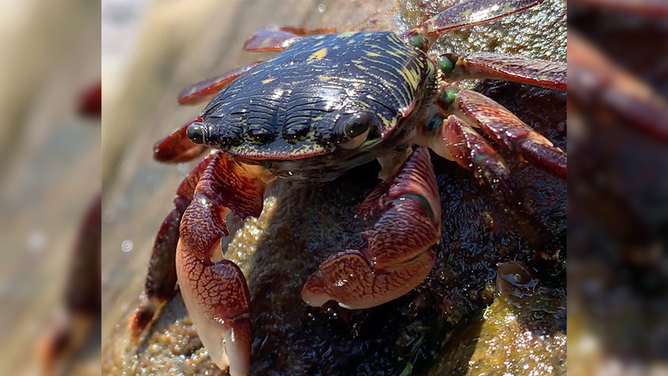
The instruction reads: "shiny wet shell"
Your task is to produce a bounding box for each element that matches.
[198,31,435,160]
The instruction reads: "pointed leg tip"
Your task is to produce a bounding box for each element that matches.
[128,297,160,344]
[519,138,567,180]
[476,156,521,204]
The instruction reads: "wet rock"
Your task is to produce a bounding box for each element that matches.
[428,262,566,376]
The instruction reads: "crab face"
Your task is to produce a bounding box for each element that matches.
[186,31,436,180]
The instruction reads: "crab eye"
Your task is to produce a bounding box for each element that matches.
[186,122,207,144]
[339,113,373,149]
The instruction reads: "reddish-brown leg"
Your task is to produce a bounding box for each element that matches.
[406,0,545,37]
[243,25,336,52]
[153,117,208,163]
[438,52,566,91]
[419,115,520,204]
[568,0,668,17]
[129,153,214,341]
[77,79,102,117]
[302,148,441,309]
[177,62,263,105]
[439,87,567,179]
[37,195,101,376]
[178,27,335,105]
[569,32,668,142]
[176,151,267,376]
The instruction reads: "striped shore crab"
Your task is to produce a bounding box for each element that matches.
[129,0,566,375]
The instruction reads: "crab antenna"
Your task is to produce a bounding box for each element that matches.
[402,0,545,44]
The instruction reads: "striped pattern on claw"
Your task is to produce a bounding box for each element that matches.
[301,148,441,309]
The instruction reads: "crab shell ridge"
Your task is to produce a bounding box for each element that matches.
[196,31,437,169]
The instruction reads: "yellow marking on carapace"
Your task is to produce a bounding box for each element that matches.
[318,75,331,82]
[386,49,401,58]
[261,77,276,84]
[393,67,421,91]
[307,48,328,62]
[336,31,357,39]
[365,51,380,57]
[377,113,394,129]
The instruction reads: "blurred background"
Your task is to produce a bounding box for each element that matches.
[0,0,665,375]
[568,1,668,375]
[0,0,100,375]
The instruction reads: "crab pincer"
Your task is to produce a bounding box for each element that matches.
[176,151,267,376]
[302,148,441,309]
[129,153,214,340]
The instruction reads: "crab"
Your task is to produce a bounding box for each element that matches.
[128,0,566,375]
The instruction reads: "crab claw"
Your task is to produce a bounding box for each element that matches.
[176,251,252,376]
[129,153,215,342]
[175,151,267,376]
[302,148,441,309]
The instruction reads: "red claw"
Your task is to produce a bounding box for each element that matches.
[175,152,267,376]
[302,148,441,309]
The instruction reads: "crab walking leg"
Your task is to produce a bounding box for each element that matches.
[37,195,101,376]
[439,52,566,91]
[423,115,520,203]
[243,26,337,52]
[406,0,545,37]
[176,151,267,376]
[302,148,441,309]
[129,153,215,341]
[442,88,567,179]
[178,62,264,105]
[568,33,668,142]
[568,0,668,17]
[153,118,208,163]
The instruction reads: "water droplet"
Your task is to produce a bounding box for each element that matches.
[26,230,45,253]
[121,239,134,252]
[317,4,326,13]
